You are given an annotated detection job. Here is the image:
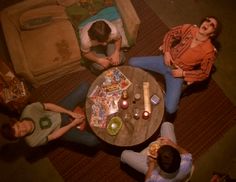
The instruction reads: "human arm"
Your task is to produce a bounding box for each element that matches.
[164,51,174,67]
[162,24,191,53]
[47,118,82,141]
[108,36,122,66]
[182,50,216,84]
[162,24,192,67]
[80,21,111,68]
[145,156,156,181]
[170,64,193,85]
[82,35,122,68]
[159,137,189,154]
[168,41,216,85]
[43,103,84,120]
[82,51,111,68]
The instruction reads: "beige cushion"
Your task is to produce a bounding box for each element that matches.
[115,0,140,45]
[21,20,81,76]
[19,5,81,76]
[19,5,67,29]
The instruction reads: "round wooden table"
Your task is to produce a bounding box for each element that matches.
[86,66,164,147]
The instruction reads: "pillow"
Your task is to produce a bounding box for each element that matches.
[79,6,120,27]
[20,16,53,30]
[79,6,129,47]
[19,5,67,30]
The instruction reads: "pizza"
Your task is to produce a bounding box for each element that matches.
[147,139,161,158]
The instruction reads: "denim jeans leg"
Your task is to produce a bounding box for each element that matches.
[129,56,183,114]
[58,82,90,110]
[164,72,184,114]
[59,82,90,124]
[128,55,167,74]
[58,82,100,147]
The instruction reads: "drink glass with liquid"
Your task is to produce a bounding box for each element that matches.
[133,84,141,101]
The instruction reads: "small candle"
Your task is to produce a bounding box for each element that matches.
[134,112,140,120]
[120,100,129,109]
[134,93,141,100]
[142,111,150,120]
[122,90,128,100]
[133,107,140,120]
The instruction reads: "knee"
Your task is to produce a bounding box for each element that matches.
[121,150,132,163]
[85,136,101,147]
[79,81,90,93]
[165,101,178,114]
[165,106,177,114]
[128,57,138,66]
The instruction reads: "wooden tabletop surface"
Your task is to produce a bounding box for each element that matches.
[86,66,164,147]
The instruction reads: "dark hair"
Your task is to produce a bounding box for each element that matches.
[157,145,181,173]
[0,119,17,141]
[200,16,222,51]
[88,20,111,42]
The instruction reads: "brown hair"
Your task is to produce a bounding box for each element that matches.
[0,119,17,141]
[200,16,222,38]
[88,20,111,43]
[157,145,181,173]
[200,16,222,51]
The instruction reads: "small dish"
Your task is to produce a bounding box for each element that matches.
[107,116,123,136]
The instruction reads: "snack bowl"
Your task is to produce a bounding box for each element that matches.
[107,116,123,136]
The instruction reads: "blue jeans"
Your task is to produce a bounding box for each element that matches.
[129,56,184,114]
[58,82,100,147]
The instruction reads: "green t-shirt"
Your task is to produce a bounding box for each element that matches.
[21,102,61,147]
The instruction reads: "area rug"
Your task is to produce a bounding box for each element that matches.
[1,0,235,181]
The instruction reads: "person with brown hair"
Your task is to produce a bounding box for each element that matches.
[79,19,125,74]
[128,16,221,123]
[0,82,100,147]
[121,122,193,181]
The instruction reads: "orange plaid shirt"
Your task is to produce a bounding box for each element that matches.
[162,24,217,82]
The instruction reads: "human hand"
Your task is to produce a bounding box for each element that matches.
[71,118,84,127]
[98,57,111,68]
[70,106,85,120]
[109,51,120,65]
[70,111,85,120]
[164,52,173,66]
[184,77,194,85]
[147,156,156,167]
[186,81,194,85]
[159,137,176,148]
[171,67,184,78]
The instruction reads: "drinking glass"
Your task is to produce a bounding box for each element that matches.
[133,84,141,101]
